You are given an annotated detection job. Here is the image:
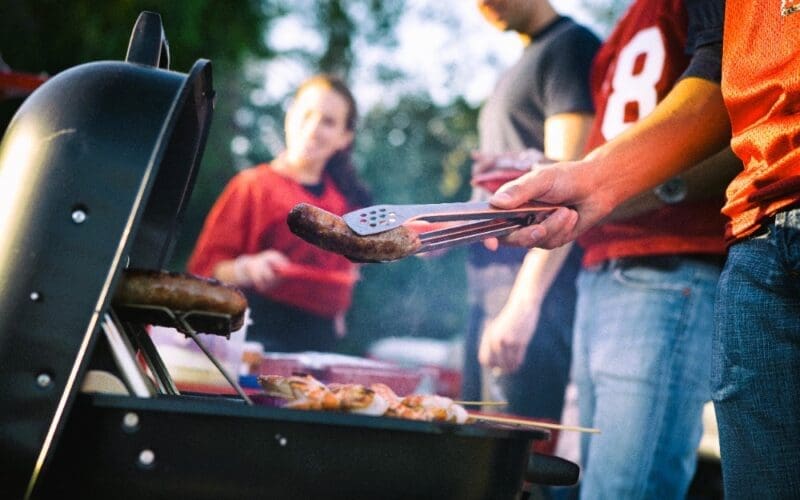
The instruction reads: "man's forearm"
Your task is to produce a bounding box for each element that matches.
[608,146,742,221]
[504,243,573,315]
[585,77,731,209]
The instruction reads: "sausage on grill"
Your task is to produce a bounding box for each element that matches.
[112,269,248,330]
[287,203,421,262]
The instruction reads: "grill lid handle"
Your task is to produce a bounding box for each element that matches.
[125,11,171,69]
[526,452,580,486]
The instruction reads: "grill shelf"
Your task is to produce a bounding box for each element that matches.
[112,303,253,405]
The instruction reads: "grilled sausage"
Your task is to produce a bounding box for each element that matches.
[112,269,248,330]
[287,203,422,262]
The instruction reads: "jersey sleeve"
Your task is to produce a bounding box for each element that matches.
[540,25,601,117]
[681,0,724,82]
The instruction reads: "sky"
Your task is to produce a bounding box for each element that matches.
[361,0,609,107]
[260,1,615,111]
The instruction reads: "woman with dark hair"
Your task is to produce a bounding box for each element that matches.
[188,74,371,352]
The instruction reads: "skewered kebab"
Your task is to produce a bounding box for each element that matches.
[258,373,468,423]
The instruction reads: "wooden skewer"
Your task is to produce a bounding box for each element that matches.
[468,412,601,434]
[452,400,508,406]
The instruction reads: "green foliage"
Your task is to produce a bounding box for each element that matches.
[357,94,477,204]
[0,0,269,73]
[0,0,272,273]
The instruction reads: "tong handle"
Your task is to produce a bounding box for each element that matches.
[416,218,530,254]
[343,201,557,235]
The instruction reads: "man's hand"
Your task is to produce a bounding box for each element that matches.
[489,160,614,249]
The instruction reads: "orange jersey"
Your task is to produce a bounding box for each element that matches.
[721,2,800,242]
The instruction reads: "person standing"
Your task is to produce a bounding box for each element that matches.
[564,0,739,497]
[463,0,598,442]
[489,0,800,497]
[188,74,371,353]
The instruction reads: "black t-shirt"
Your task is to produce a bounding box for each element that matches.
[682,0,724,82]
[477,16,600,154]
[470,16,598,267]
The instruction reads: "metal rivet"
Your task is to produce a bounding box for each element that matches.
[30,291,41,302]
[71,209,87,224]
[275,434,287,447]
[36,373,52,388]
[122,412,139,431]
[138,449,155,467]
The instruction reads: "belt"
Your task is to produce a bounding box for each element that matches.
[686,253,727,267]
[614,253,726,270]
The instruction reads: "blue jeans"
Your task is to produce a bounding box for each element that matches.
[713,207,800,498]
[573,255,719,499]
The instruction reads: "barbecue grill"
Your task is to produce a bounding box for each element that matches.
[0,13,577,499]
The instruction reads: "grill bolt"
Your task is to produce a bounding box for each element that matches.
[36,373,52,388]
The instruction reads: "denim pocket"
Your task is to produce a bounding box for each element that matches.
[778,207,800,279]
[612,259,693,293]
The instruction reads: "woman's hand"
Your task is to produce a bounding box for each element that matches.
[234,250,291,293]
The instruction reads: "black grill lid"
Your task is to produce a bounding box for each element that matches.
[0,12,214,496]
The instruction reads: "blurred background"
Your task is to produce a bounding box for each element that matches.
[0,0,627,355]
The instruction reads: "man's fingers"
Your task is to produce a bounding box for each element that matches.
[490,168,556,209]
[536,208,580,247]
[502,225,547,248]
[483,237,499,251]
[501,207,579,249]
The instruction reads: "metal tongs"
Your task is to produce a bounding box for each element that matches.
[343,201,560,254]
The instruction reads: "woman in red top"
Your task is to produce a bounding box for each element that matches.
[188,74,371,352]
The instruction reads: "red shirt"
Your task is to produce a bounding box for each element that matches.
[721,1,800,242]
[577,0,728,267]
[187,163,356,318]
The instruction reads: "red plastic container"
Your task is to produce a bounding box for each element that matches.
[471,168,529,193]
[255,352,427,396]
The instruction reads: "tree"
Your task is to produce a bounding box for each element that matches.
[578,0,631,33]
[0,1,270,74]
[0,0,272,271]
